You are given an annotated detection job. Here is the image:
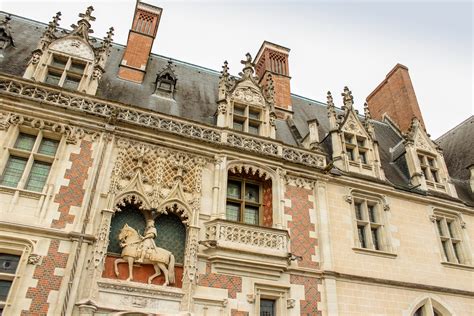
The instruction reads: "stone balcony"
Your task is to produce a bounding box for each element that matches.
[203,219,289,258]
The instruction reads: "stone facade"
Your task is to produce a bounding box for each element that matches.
[0,2,472,316]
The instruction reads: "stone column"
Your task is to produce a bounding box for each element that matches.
[181,225,200,312]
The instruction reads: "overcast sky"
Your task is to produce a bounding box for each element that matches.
[2,0,472,138]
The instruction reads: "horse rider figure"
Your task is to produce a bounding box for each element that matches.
[136,219,157,263]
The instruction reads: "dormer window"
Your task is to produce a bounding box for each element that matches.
[45,54,86,90]
[418,153,439,183]
[232,103,262,135]
[154,60,177,99]
[343,133,368,164]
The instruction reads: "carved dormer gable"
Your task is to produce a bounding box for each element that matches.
[23,6,114,95]
[402,117,456,196]
[154,60,177,99]
[216,53,276,138]
[329,86,385,180]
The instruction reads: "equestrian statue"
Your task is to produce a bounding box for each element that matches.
[114,219,176,285]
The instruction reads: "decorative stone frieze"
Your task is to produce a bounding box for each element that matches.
[284,175,316,189]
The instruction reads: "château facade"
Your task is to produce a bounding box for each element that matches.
[0,2,472,315]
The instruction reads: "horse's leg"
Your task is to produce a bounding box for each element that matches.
[114,258,126,276]
[126,256,134,282]
[148,264,160,284]
[158,263,169,286]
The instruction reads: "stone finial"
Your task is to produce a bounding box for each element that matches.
[70,6,96,39]
[218,60,230,100]
[341,86,354,109]
[102,27,114,48]
[239,52,255,79]
[0,15,14,52]
[364,102,371,120]
[266,73,275,104]
[327,91,336,117]
[37,12,61,50]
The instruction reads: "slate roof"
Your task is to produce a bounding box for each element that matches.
[0,12,472,206]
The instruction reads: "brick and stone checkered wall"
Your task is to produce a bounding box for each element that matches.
[198,263,242,299]
[290,274,322,316]
[22,239,68,315]
[285,185,319,269]
[231,309,249,316]
[51,140,93,229]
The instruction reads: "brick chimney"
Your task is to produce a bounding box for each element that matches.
[366,63,425,132]
[118,1,162,83]
[254,41,292,113]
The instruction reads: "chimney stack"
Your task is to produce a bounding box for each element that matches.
[118,1,162,83]
[254,41,292,114]
[366,63,425,132]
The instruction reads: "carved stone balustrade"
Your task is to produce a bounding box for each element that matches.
[204,219,289,258]
[0,74,326,169]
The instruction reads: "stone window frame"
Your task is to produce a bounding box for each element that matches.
[249,282,291,316]
[0,236,35,314]
[348,190,396,258]
[407,295,454,316]
[0,126,62,195]
[416,151,447,193]
[430,209,472,268]
[231,101,264,136]
[42,52,89,91]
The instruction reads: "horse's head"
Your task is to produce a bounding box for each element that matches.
[118,224,139,243]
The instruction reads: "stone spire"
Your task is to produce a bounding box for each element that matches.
[37,11,61,51]
[327,91,338,131]
[341,86,354,111]
[95,26,114,68]
[364,102,376,138]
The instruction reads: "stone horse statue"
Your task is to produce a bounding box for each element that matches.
[114,224,175,285]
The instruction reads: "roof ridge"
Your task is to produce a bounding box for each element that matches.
[436,115,474,142]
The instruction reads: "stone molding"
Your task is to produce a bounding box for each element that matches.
[0,75,326,169]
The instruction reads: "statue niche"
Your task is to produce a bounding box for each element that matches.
[106,201,185,287]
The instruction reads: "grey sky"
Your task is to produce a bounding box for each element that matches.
[2,0,472,138]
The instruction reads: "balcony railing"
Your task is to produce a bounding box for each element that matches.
[204,219,289,258]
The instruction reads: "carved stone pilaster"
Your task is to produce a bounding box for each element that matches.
[180,225,200,312]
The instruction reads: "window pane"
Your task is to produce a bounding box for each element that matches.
[428,158,435,167]
[245,184,259,203]
[25,161,51,192]
[244,206,258,225]
[249,110,260,119]
[38,138,59,156]
[421,167,429,179]
[0,156,27,188]
[344,134,353,144]
[233,120,244,131]
[441,240,450,261]
[368,205,376,223]
[358,226,367,248]
[371,228,380,250]
[453,242,462,263]
[51,56,67,69]
[0,254,20,274]
[347,148,354,161]
[0,280,12,302]
[227,181,241,199]
[234,106,245,116]
[63,75,80,90]
[359,151,367,164]
[70,60,85,73]
[248,124,259,135]
[447,221,455,238]
[418,155,425,165]
[45,71,61,86]
[226,203,240,222]
[357,138,365,147]
[436,219,444,236]
[260,299,275,316]
[431,170,439,183]
[14,133,36,151]
[355,202,363,220]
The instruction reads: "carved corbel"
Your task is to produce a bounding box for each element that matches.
[429,215,437,223]
[27,254,42,265]
[246,294,255,304]
[287,298,296,309]
[344,195,353,204]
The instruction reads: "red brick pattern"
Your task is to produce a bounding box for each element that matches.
[231,309,249,316]
[290,274,321,316]
[22,239,68,315]
[198,263,242,299]
[51,140,93,229]
[285,186,318,269]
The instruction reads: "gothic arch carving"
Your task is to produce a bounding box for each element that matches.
[227,160,276,181]
[114,191,150,212]
[406,295,454,316]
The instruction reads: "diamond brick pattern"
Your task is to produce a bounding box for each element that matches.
[51,140,93,229]
[198,263,242,299]
[290,274,322,316]
[22,239,68,315]
[285,186,318,269]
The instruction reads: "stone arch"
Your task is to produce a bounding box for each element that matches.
[114,191,150,212]
[155,200,192,226]
[225,160,282,228]
[49,37,95,60]
[406,295,455,316]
